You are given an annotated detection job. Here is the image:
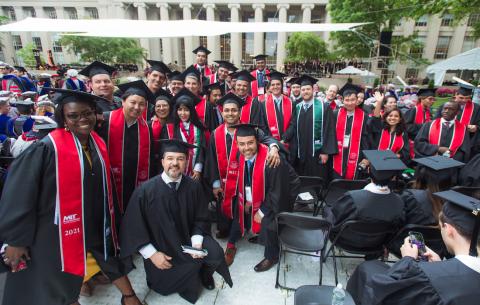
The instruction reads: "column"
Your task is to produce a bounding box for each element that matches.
[301,4,314,23]
[203,4,220,60]
[424,15,441,62]
[228,4,242,66]
[157,3,173,64]
[114,2,126,19]
[276,4,289,71]
[75,7,86,19]
[34,7,52,61]
[54,6,65,19]
[134,3,150,59]
[323,6,332,43]
[449,20,468,57]
[180,3,195,65]
[252,4,265,55]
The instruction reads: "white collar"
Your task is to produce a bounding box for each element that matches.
[225,124,236,137]
[303,98,314,105]
[245,153,257,162]
[364,182,391,194]
[126,120,137,128]
[161,171,182,189]
[456,255,480,273]
[441,117,454,126]
[182,121,190,128]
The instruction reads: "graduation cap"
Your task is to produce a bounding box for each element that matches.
[204,82,223,93]
[216,92,246,108]
[13,98,35,106]
[232,70,256,83]
[146,60,171,74]
[295,75,318,87]
[168,71,184,82]
[37,95,55,107]
[253,54,268,61]
[39,73,51,79]
[172,87,202,107]
[192,46,211,55]
[30,115,58,130]
[230,123,259,137]
[154,88,173,102]
[434,190,480,256]
[214,60,238,72]
[159,139,197,156]
[457,83,474,97]
[339,83,362,97]
[286,77,299,85]
[50,88,109,107]
[0,91,12,98]
[0,97,10,105]
[118,80,155,104]
[14,66,27,73]
[363,150,407,181]
[21,91,38,99]
[268,70,287,82]
[79,61,116,78]
[417,88,437,97]
[413,155,465,184]
[181,65,201,81]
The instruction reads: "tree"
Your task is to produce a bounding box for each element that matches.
[285,32,330,63]
[17,43,45,67]
[59,36,146,64]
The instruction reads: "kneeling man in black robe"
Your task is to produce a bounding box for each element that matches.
[120,139,232,304]
[347,190,480,305]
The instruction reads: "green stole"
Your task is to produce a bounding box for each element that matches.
[296,98,324,156]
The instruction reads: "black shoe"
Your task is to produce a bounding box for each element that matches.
[254,258,278,272]
[248,235,259,244]
[201,273,215,290]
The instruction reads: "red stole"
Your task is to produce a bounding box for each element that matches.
[250,69,270,98]
[49,129,118,276]
[333,108,365,180]
[378,129,405,153]
[165,123,175,139]
[459,100,474,126]
[195,97,208,125]
[237,144,268,235]
[265,94,292,143]
[107,108,150,213]
[215,124,240,219]
[208,74,217,84]
[194,64,212,77]
[428,119,466,157]
[240,96,254,123]
[414,103,431,124]
[179,122,200,175]
[329,100,337,111]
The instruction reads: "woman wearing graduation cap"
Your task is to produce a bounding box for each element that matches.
[161,88,207,180]
[0,89,142,305]
[149,89,174,170]
[404,88,435,141]
[347,190,480,305]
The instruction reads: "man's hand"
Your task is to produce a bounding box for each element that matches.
[423,246,441,262]
[190,243,204,259]
[467,125,478,133]
[267,146,280,168]
[359,159,370,167]
[374,91,384,104]
[191,170,201,181]
[150,251,172,270]
[400,237,418,259]
[319,154,329,164]
[253,211,263,224]
[438,147,449,154]
[213,188,223,200]
[4,246,30,271]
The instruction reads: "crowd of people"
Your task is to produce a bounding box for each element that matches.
[0,44,479,305]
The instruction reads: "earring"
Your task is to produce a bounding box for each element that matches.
[64,125,70,132]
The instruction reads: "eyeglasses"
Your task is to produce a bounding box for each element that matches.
[65,110,96,121]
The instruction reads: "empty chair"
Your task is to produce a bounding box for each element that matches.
[294,285,356,305]
[316,179,369,215]
[294,176,324,214]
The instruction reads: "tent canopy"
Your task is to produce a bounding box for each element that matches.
[335,66,364,75]
[0,18,367,38]
[426,47,480,86]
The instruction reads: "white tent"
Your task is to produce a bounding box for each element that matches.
[426,47,480,86]
[335,66,364,75]
[0,17,366,38]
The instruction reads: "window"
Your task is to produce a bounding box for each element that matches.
[52,38,63,53]
[12,35,22,50]
[415,15,428,27]
[32,37,43,52]
[434,36,451,59]
[462,36,476,52]
[65,8,78,20]
[468,13,480,27]
[409,36,426,58]
[405,68,419,79]
[24,7,36,18]
[44,7,57,19]
[441,14,454,27]
[7,6,16,21]
[219,10,231,61]
[85,8,99,19]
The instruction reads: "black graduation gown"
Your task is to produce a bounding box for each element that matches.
[283,102,337,182]
[459,153,480,186]
[258,96,293,140]
[404,106,429,140]
[0,138,127,305]
[347,257,480,305]
[202,101,222,132]
[414,121,471,162]
[331,109,371,179]
[96,96,122,113]
[367,116,411,165]
[120,176,232,303]
[243,97,264,127]
[323,189,405,248]
[97,112,155,212]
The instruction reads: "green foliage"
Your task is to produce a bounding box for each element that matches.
[59,36,146,64]
[373,78,380,88]
[16,43,45,67]
[285,32,330,63]
[428,79,435,89]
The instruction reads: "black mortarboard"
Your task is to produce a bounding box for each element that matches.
[268,70,287,82]
[287,77,299,85]
[14,66,27,73]
[168,71,184,82]
[30,115,58,130]
[159,139,197,156]
[417,88,437,97]
[192,46,211,55]
[434,190,480,256]
[13,98,35,106]
[118,80,155,104]
[233,70,256,83]
[214,61,238,72]
[172,88,202,107]
[50,88,108,107]
[295,75,318,87]
[363,150,407,181]
[216,92,246,108]
[340,83,362,97]
[154,88,173,105]
[79,61,116,78]
[181,65,201,82]
[204,82,223,93]
[231,123,259,137]
[253,54,268,61]
[414,155,465,184]
[146,60,171,74]
[457,84,474,97]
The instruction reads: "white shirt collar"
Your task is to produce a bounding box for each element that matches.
[161,171,182,189]
[440,117,454,127]
[245,153,257,162]
[303,98,314,105]
[364,182,391,194]
[182,121,190,129]
[456,255,480,273]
